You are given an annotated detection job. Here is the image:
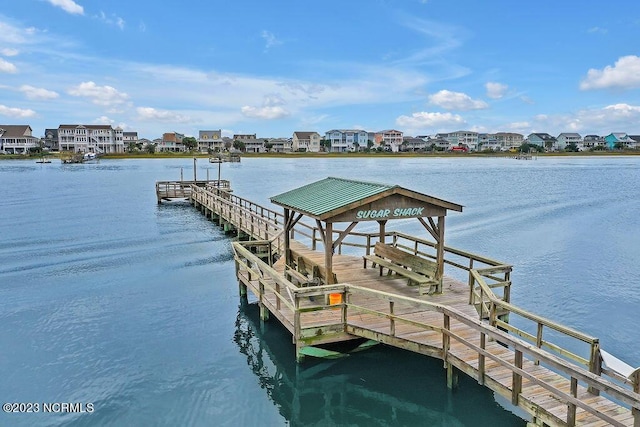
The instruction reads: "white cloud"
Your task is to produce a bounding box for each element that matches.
[19,85,59,100]
[0,58,17,73]
[485,82,508,99]
[588,26,607,34]
[0,104,36,118]
[261,30,282,50]
[395,111,464,128]
[136,107,192,123]
[580,55,640,90]
[428,90,488,110]
[525,103,640,135]
[94,115,114,124]
[97,11,125,30]
[1,48,19,56]
[241,105,289,120]
[68,81,129,106]
[46,0,84,15]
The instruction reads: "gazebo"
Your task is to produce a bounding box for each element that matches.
[270,177,463,290]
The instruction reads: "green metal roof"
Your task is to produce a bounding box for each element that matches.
[270,177,394,217]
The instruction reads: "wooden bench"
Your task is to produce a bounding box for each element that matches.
[363,242,441,295]
[285,248,337,287]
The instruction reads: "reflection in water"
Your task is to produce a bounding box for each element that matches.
[233,302,525,427]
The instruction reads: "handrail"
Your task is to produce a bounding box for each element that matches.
[230,246,639,426]
[200,184,638,410]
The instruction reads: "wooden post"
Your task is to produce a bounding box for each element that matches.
[389,301,395,336]
[444,314,457,389]
[378,220,386,244]
[478,332,486,385]
[193,157,197,182]
[436,215,445,293]
[294,293,303,362]
[567,376,578,427]
[588,340,601,395]
[632,369,639,427]
[259,280,269,321]
[284,209,291,266]
[512,349,523,405]
[325,222,334,284]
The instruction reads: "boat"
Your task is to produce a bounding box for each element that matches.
[36,157,52,163]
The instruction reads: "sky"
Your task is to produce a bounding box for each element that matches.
[1,0,640,140]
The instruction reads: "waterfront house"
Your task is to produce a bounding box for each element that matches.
[233,135,263,153]
[556,133,582,151]
[628,135,640,149]
[526,133,556,151]
[58,124,124,154]
[583,135,604,150]
[123,131,139,151]
[325,129,369,152]
[43,128,59,151]
[401,137,428,151]
[443,131,479,151]
[292,131,321,152]
[158,132,184,152]
[374,129,403,152]
[494,132,524,150]
[0,125,40,154]
[266,137,291,153]
[198,130,223,152]
[604,132,636,150]
[477,133,501,151]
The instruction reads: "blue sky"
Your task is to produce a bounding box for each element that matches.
[2,0,640,139]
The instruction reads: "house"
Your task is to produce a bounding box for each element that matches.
[198,130,223,152]
[374,129,403,152]
[123,131,139,150]
[526,133,556,150]
[477,133,501,151]
[42,128,59,151]
[0,125,40,154]
[233,135,263,153]
[292,131,321,152]
[56,124,124,153]
[444,131,479,151]
[266,138,291,153]
[401,137,428,151]
[324,129,369,152]
[556,133,582,151]
[628,135,640,149]
[604,132,636,150]
[583,135,604,150]
[158,132,184,152]
[494,132,524,150]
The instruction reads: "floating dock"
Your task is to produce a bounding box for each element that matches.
[157,176,640,427]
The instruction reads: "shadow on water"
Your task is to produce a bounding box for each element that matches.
[233,302,525,427]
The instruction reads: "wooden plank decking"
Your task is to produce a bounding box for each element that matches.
[161,183,640,427]
[239,243,636,426]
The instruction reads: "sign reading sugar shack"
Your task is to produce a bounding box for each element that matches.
[355,207,424,219]
[328,193,448,223]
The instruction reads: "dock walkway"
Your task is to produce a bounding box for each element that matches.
[157,179,640,427]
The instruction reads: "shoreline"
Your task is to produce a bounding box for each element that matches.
[3,150,640,160]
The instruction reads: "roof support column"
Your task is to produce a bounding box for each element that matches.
[325,222,334,284]
[378,220,387,244]
[284,208,291,265]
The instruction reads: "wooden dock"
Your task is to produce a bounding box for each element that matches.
[158,179,640,427]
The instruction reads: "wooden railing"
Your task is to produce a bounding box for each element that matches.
[193,184,639,419]
[230,241,640,427]
[156,180,230,202]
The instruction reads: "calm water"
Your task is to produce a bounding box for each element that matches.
[0,156,638,426]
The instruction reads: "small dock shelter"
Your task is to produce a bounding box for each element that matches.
[270,177,464,292]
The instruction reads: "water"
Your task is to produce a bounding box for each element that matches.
[0,156,638,426]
